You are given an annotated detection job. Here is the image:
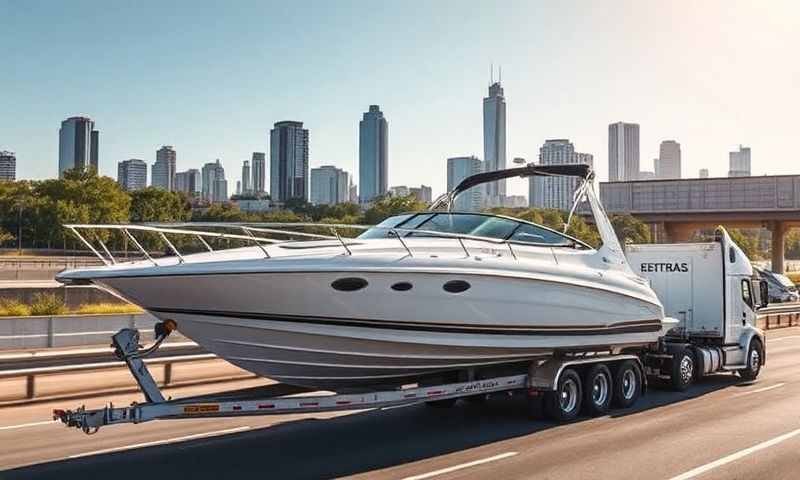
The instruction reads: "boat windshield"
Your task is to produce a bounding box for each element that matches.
[358,212,588,248]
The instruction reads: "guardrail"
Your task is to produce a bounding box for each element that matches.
[758,303,800,330]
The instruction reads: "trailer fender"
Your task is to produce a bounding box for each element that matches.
[528,354,643,391]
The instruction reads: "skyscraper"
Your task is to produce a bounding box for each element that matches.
[270,121,309,202]
[359,105,388,203]
[657,140,681,179]
[58,116,99,177]
[202,159,227,203]
[447,156,483,211]
[409,185,432,203]
[152,146,177,190]
[310,165,349,205]
[530,140,593,210]
[699,168,710,179]
[0,151,16,181]
[251,152,266,194]
[117,159,148,191]
[483,81,506,204]
[608,122,639,181]
[175,169,201,196]
[728,145,751,177]
[241,160,251,194]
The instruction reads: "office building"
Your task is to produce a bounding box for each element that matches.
[241,160,251,194]
[236,180,242,196]
[447,156,483,211]
[359,105,388,203]
[202,159,228,203]
[657,140,681,179]
[483,81,506,204]
[729,145,751,177]
[175,169,201,196]
[699,168,709,179]
[410,185,432,203]
[310,165,349,205]
[0,151,16,181]
[530,139,593,210]
[270,121,309,202]
[639,170,656,180]
[117,159,147,192]
[608,122,639,181]
[58,116,99,177]
[251,152,266,193]
[349,182,358,203]
[389,185,410,198]
[152,146,177,191]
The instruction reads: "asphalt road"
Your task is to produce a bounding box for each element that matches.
[2,328,800,480]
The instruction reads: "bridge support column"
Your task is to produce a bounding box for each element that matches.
[664,223,693,243]
[770,221,785,273]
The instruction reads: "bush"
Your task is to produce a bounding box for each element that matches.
[0,299,32,316]
[29,293,67,316]
[73,303,142,315]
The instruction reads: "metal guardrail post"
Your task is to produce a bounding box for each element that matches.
[47,316,55,348]
[164,362,173,386]
[26,375,35,399]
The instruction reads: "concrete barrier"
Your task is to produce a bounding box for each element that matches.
[0,312,186,350]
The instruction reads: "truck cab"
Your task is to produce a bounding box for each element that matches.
[626,227,767,383]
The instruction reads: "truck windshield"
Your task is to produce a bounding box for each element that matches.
[357,212,587,248]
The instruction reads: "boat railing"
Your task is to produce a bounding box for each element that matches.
[63,221,557,266]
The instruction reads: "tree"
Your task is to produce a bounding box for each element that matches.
[0,228,14,247]
[130,188,191,222]
[363,195,427,225]
[728,229,761,260]
[610,214,650,244]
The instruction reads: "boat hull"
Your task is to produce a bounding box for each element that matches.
[93,269,666,391]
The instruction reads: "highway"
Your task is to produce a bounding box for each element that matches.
[2,328,800,479]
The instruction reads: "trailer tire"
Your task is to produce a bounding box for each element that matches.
[670,347,695,391]
[426,398,457,408]
[543,368,582,422]
[738,338,763,381]
[612,360,642,409]
[582,364,613,416]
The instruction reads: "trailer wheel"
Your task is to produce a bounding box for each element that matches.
[426,398,457,408]
[582,364,613,416]
[738,338,763,381]
[543,368,582,422]
[670,347,695,391]
[612,360,642,409]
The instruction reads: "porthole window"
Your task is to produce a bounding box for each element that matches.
[391,282,413,291]
[443,280,471,293]
[331,277,368,292]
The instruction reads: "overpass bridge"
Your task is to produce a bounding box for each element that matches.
[597,174,800,273]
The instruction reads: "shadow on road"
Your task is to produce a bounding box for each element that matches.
[4,374,746,480]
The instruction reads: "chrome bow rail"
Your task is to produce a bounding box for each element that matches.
[63,221,554,267]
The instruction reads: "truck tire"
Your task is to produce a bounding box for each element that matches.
[670,347,695,391]
[543,368,582,422]
[582,364,612,416]
[738,338,763,381]
[612,360,642,408]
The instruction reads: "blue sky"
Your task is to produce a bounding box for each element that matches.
[2,0,798,197]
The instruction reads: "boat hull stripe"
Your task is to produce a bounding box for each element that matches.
[148,307,663,336]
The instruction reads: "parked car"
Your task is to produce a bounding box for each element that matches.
[755,268,800,303]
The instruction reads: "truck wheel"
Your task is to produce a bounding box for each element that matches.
[543,368,582,422]
[583,364,612,416]
[426,398,457,408]
[738,338,763,381]
[612,360,642,408]
[670,347,695,391]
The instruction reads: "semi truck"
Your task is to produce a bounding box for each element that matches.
[55,227,770,432]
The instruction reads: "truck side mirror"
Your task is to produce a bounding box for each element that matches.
[759,280,769,308]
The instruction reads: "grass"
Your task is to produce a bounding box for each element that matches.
[0,296,141,317]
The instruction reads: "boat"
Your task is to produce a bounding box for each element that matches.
[56,164,668,392]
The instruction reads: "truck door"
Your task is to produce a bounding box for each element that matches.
[729,276,756,342]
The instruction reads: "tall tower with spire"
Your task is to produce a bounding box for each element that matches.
[482,67,506,206]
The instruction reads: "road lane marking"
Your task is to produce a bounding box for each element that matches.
[400,452,518,480]
[67,426,251,458]
[732,383,785,397]
[0,420,57,431]
[667,427,800,480]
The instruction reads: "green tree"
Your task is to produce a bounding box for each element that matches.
[363,195,427,225]
[130,188,191,222]
[610,214,651,244]
[728,228,760,260]
[0,228,14,247]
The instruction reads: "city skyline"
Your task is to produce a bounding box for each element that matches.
[3,2,798,198]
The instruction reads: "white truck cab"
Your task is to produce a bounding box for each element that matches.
[627,227,768,384]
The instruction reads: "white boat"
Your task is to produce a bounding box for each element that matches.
[56,164,668,392]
